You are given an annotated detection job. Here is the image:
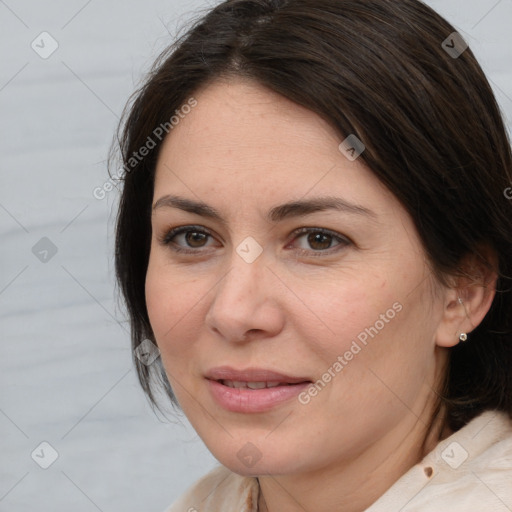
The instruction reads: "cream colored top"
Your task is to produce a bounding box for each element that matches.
[165,410,512,511]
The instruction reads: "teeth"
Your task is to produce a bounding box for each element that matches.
[222,380,286,389]
[246,381,267,389]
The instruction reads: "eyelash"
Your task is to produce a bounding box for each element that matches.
[158,225,351,257]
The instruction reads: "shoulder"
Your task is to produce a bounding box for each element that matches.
[423,410,512,510]
[367,410,512,512]
[163,465,259,512]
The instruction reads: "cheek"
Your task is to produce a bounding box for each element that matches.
[145,263,210,408]
[145,258,205,355]
[325,297,436,419]
[296,274,398,362]
[302,268,433,395]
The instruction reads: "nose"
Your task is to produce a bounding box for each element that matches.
[204,252,285,343]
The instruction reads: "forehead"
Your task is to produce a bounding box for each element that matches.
[160,78,340,162]
[153,78,392,216]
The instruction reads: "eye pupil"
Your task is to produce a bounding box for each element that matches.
[308,232,332,250]
[186,231,207,247]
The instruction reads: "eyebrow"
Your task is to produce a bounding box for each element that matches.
[152,194,376,223]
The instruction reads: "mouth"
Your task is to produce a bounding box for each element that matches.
[206,366,310,384]
[219,380,299,389]
[206,366,312,413]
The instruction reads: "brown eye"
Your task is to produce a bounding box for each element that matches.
[307,232,333,250]
[185,231,208,247]
[160,225,217,253]
[291,227,350,254]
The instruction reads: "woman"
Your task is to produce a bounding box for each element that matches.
[112,0,512,510]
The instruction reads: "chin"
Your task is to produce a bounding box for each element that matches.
[206,438,306,478]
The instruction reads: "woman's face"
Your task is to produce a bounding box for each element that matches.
[146,78,449,476]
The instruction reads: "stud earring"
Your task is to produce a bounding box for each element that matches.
[457,298,468,342]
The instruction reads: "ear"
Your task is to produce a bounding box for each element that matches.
[435,247,498,348]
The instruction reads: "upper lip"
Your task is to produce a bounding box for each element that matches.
[206,366,311,384]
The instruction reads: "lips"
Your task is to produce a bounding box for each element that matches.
[206,366,312,413]
[221,380,287,389]
[206,366,310,384]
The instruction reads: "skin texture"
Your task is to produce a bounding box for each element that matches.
[145,78,496,512]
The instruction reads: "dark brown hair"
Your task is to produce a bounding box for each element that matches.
[112,0,512,433]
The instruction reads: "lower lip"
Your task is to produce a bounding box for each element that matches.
[207,379,310,413]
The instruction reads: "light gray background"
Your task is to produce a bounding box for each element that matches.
[1,1,511,511]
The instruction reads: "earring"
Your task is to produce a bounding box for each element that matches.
[457,298,468,342]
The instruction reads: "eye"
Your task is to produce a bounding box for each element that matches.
[158,225,350,256]
[289,227,350,254]
[159,225,218,253]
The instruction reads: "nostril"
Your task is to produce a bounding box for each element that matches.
[241,329,263,340]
